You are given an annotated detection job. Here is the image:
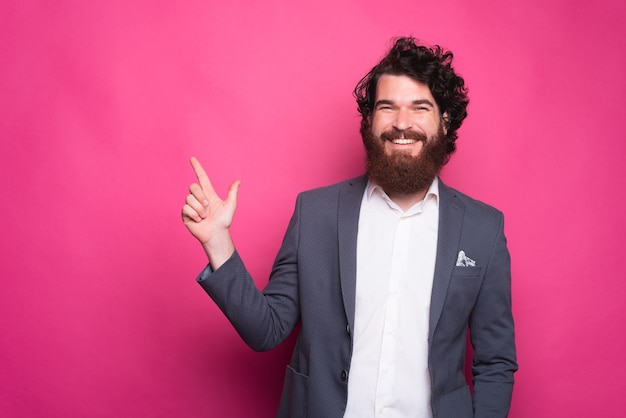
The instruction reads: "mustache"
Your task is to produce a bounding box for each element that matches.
[379,128,428,142]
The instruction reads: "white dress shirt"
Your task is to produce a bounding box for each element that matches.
[344,178,439,418]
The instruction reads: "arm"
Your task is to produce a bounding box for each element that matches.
[182,157,300,351]
[197,198,302,351]
[470,214,518,417]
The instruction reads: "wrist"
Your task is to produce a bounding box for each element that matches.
[201,231,235,270]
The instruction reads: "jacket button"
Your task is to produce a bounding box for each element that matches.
[341,370,348,381]
[346,324,351,335]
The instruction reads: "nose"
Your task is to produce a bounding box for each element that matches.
[393,108,412,131]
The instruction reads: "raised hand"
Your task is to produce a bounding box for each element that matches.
[182,157,241,269]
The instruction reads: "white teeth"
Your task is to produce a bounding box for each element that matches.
[391,139,416,145]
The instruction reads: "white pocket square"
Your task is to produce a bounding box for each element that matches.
[456,250,476,267]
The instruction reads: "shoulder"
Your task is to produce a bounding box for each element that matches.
[440,180,505,223]
[287,175,367,220]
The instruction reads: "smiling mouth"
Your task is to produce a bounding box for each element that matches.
[390,138,418,145]
[381,128,427,145]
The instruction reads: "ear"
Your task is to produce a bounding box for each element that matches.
[441,112,449,135]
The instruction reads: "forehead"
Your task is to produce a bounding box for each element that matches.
[375,74,436,102]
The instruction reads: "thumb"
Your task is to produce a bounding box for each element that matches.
[225,180,241,208]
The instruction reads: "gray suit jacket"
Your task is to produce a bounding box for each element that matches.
[198,175,517,418]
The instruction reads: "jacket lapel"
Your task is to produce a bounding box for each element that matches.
[337,175,368,336]
[429,180,465,342]
[336,176,465,342]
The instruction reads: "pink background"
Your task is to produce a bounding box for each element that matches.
[2,1,625,417]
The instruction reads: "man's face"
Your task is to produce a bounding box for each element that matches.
[370,74,446,157]
[362,74,449,196]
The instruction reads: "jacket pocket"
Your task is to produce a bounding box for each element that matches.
[451,265,483,278]
[447,267,483,319]
[276,366,308,418]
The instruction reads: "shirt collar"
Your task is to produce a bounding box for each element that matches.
[366,176,440,210]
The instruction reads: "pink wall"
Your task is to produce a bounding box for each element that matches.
[2,1,625,416]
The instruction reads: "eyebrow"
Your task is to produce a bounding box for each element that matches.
[374,99,435,108]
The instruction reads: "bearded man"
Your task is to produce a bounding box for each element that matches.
[182,37,517,418]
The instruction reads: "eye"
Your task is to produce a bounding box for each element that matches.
[376,105,393,112]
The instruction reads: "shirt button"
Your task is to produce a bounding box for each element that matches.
[341,370,348,381]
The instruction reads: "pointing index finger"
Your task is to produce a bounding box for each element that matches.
[189,156,214,193]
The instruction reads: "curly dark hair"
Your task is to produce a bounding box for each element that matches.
[354,37,469,157]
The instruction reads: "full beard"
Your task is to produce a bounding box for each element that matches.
[362,125,448,196]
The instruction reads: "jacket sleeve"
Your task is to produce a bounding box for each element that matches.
[196,195,303,352]
[470,213,518,417]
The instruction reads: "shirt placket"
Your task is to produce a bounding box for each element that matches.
[375,215,410,416]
